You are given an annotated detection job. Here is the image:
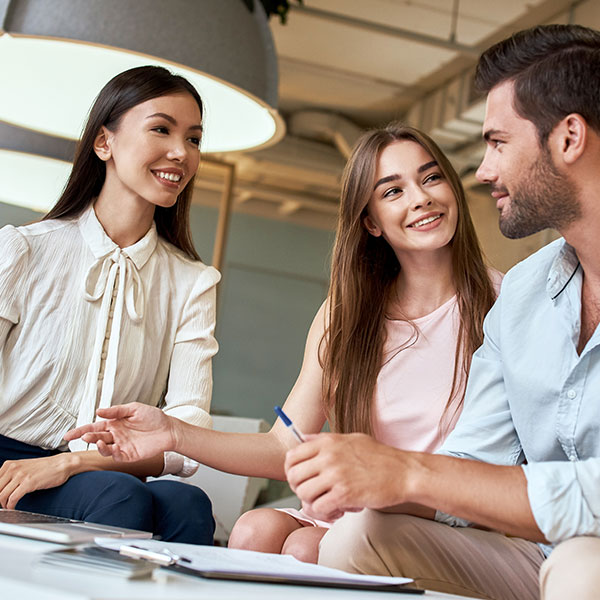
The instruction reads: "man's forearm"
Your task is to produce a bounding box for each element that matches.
[402,452,547,542]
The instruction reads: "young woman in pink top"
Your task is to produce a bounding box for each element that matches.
[66,124,500,560]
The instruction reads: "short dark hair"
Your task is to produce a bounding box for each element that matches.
[475,24,600,144]
[44,66,204,260]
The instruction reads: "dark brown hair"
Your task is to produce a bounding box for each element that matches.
[475,24,600,144]
[322,124,495,435]
[44,65,203,260]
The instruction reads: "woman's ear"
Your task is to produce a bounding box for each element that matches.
[93,126,112,162]
[363,214,382,237]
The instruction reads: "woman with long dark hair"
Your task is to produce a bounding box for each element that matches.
[67,124,501,558]
[0,66,219,544]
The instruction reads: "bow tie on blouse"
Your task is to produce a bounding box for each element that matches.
[69,247,146,451]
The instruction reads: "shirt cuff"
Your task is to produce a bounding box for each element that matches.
[160,452,199,478]
[521,461,600,543]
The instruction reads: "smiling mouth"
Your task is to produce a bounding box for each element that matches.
[152,170,182,183]
[408,214,442,228]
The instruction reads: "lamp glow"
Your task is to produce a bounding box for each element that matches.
[0,35,281,153]
[0,150,71,213]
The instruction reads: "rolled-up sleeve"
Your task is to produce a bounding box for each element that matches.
[524,458,600,542]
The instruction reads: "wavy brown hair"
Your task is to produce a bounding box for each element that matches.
[321,124,495,435]
[44,66,203,260]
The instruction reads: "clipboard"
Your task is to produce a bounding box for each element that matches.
[119,544,424,594]
[165,562,424,593]
[109,540,424,594]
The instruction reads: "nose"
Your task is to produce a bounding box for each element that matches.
[475,148,496,184]
[410,186,433,211]
[166,137,187,162]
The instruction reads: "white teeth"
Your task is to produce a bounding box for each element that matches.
[411,215,441,228]
[155,171,182,182]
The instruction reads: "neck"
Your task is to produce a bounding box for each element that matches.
[562,198,600,284]
[94,181,155,248]
[391,247,455,319]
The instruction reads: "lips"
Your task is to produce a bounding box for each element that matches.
[407,212,443,229]
[151,168,184,189]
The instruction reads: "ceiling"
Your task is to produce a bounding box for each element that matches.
[195,0,583,231]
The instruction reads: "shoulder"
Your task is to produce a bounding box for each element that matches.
[501,238,564,292]
[2,218,75,252]
[0,224,30,259]
[157,238,221,292]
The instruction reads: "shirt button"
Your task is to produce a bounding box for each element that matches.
[569,455,577,462]
[98,372,104,381]
[567,389,577,399]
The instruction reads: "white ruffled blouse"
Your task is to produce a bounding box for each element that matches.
[0,205,220,464]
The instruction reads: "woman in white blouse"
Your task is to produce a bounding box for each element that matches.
[0,66,219,544]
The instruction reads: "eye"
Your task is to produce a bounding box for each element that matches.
[151,125,169,134]
[188,136,201,148]
[423,173,442,185]
[383,186,402,198]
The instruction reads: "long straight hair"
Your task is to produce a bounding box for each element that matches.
[322,124,495,435]
[44,66,203,260]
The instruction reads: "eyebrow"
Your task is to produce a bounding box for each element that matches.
[146,112,203,132]
[483,128,506,142]
[373,160,439,191]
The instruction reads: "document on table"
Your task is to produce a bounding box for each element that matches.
[95,537,414,588]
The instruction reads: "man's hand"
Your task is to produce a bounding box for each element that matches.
[0,454,75,509]
[64,402,180,462]
[284,433,410,521]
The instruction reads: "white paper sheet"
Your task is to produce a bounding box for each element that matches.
[95,538,413,587]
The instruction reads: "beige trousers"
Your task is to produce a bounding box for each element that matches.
[318,511,545,600]
[539,537,600,600]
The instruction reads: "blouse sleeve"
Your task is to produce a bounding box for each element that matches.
[0,225,30,324]
[161,264,221,430]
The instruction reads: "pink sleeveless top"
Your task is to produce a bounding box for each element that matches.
[373,295,462,453]
[279,270,503,527]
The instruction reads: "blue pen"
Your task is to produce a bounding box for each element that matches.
[274,406,305,443]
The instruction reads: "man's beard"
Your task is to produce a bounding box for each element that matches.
[497,149,581,239]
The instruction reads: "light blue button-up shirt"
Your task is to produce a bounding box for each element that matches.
[437,238,600,551]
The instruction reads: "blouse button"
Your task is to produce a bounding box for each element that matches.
[567,389,577,399]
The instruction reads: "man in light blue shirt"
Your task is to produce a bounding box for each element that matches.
[285,24,600,600]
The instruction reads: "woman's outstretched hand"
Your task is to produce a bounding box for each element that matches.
[64,402,178,462]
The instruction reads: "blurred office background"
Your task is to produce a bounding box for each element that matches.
[1,0,597,424]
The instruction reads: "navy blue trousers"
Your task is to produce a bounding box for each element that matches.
[0,434,215,545]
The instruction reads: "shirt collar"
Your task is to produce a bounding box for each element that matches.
[547,239,581,300]
[78,204,158,270]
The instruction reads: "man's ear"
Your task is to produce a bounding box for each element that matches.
[552,113,587,165]
[93,126,112,162]
[363,214,382,237]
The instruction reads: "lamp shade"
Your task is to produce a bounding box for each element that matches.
[0,0,284,152]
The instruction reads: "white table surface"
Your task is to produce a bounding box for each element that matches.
[0,534,482,600]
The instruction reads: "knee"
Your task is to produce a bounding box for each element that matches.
[229,509,291,552]
[281,528,321,564]
[72,471,153,526]
[149,481,215,544]
[80,471,151,508]
[154,481,213,515]
[540,537,600,600]
[318,510,375,571]
[318,510,419,574]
